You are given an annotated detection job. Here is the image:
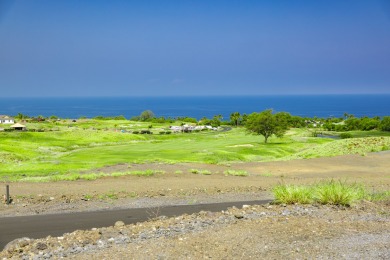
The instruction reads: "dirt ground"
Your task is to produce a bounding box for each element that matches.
[1,151,389,216]
[1,152,390,259]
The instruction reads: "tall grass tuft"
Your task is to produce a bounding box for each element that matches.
[315,180,366,206]
[273,180,368,206]
[273,184,313,204]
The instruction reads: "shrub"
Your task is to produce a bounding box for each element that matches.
[132,131,139,134]
[380,116,390,131]
[340,133,353,139]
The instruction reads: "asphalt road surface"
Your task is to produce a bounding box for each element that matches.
[0,199,271,250]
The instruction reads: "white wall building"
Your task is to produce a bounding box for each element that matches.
[0,115,15,124]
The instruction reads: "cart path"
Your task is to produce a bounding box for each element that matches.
[0,199,271,250]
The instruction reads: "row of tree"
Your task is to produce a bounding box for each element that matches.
[323,116,390,132]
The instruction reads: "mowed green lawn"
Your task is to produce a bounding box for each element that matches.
[1,120,389,181]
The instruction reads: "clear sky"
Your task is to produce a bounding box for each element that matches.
[1,0,390,97]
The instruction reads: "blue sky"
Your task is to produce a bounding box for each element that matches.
[1,0,390,97]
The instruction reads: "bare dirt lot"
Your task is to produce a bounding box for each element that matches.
[1,152,390,259]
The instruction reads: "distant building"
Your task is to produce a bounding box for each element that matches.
[10,123,27,131]
[0,115,15,124]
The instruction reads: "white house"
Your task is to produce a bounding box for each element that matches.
[0,115,15,124]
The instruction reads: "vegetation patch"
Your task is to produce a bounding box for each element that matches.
[224,170,248,177]
[273,180,372,206]
[1,116,389,181]
[260,171,273,177]
[189,169,212,175]
[273,184,313,204]
[289,137,390,159]
[315,181,366,206]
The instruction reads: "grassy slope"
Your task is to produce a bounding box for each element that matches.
[288,136,390,159]
[1,120,389,180]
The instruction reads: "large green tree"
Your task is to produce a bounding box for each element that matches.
[245,109,290,143]
[139,110,155,121]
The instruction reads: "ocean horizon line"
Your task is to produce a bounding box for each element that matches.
[1,95,389,119]
[2,93,390,99]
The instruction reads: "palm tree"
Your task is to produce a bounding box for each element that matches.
[230,112,241,127]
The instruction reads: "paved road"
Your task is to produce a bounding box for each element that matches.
[0,199,271,250]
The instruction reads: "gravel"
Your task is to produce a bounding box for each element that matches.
[1,201,389,259]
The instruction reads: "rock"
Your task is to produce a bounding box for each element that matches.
[4,237,32,252]
[115,221,125,227]
[35,242,48,251]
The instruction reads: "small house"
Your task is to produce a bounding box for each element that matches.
[0,115,15,124]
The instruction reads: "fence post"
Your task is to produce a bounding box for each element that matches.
[6,184,10,205]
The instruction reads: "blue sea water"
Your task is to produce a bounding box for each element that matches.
[0,95,389,120]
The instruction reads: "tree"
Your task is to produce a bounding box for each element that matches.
[211,115,222,127]
[245,110,290,143]
[230,112,241,127]
[15,113,29,120]
[380,116,390,131]
[139,110,155,121]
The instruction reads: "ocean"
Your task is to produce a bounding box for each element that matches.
[0,95,389,120]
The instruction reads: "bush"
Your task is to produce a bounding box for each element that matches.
[132,131,139,134]
[340,133,353,139]
[380,116,390,131]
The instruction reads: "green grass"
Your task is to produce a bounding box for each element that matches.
[273,180,373,206]
[364,190,390,201]
[260,171,273,177]
[189,169,212,175]
[14,169,166,182]
[315,180,366,205]
[288,137,390,159]
[224,170,248,177]
[273,184,313,204]
[1,122,389,181]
